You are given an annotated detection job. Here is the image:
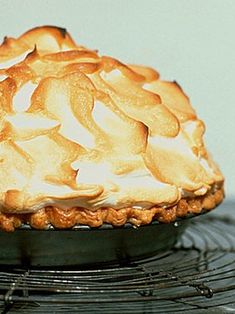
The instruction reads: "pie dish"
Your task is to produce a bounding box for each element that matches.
[0,26,224,232]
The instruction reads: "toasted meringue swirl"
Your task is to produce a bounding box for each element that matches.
[0,26,224,214]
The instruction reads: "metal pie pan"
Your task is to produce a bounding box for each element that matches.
[0,214,196,268]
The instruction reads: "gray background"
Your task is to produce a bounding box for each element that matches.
[0,0,234,199]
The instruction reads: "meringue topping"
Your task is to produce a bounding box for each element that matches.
[0,26,224,213]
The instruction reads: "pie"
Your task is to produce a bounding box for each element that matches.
[0,26,224,231]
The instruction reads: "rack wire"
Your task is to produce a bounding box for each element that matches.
[0,214,235,313]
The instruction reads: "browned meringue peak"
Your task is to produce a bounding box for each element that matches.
[0,26,223,213]
[0,26,77,64]
[91,56,180,138]
[143,80,197,122]
[128,64,160,82]
[143,132,214,192]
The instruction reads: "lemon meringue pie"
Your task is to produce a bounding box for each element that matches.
[0,26,224,231]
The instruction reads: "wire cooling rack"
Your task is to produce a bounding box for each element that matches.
[0,210,235,313]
